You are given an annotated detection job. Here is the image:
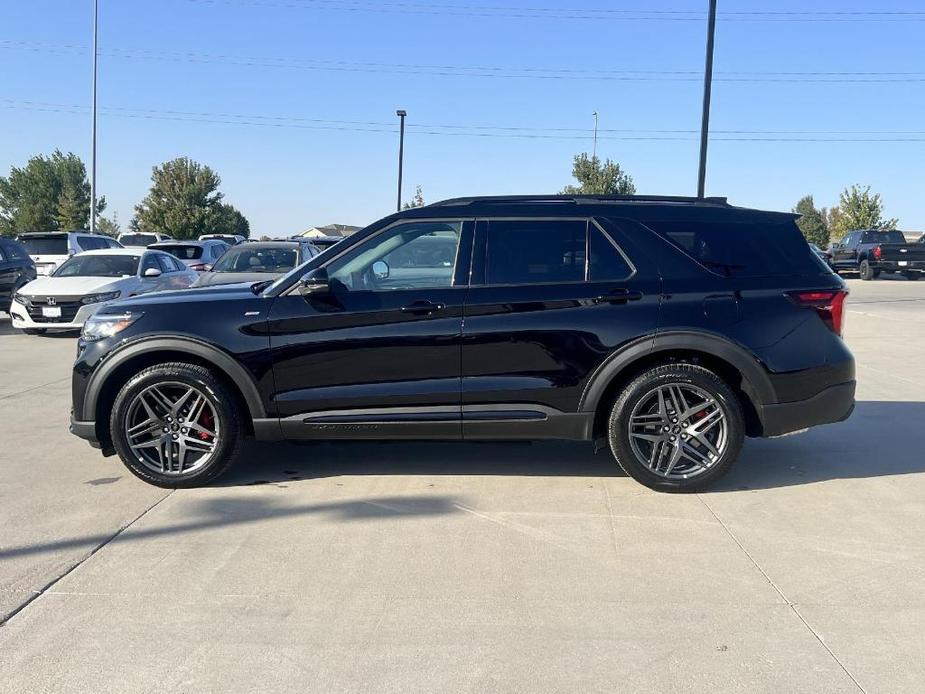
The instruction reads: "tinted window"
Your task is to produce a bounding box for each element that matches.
[119,233,160,247]
[213,246,298,273]
[141,254,161,275]
[0,246,6,262]
[485,220,586,285]
[55,254,140,277]
[156,254,175,273]
[156,245,203,260]
[78,236,108,251]
[589,226,633,281]
[170,256,186,272]
[646,219,822,277]
[19,236,68,255]
[7,242,26,260]
[861,230,905,244]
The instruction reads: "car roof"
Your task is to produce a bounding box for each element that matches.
[150,240,221,247]
[232,241,301,249]
[73,248,149,256]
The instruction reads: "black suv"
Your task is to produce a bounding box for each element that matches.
[70,195,855,491]
[0,237,37,313]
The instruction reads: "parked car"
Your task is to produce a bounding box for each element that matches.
[10,249,198,334]
[70,194,855,491]
[192,240,320,288]
[198,234,246,246]
[150,240,230,271]
[17,231,122,277]
[808,243,831,265]
[294,234,343,252]
[828,229,925,280]
[0,238,37,314]
[118,232,174,248]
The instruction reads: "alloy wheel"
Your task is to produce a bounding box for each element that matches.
[124,381,220,475]
[627,382,728,480]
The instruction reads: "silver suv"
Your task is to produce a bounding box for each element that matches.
[17,231,122,277]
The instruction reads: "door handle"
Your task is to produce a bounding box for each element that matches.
[594,289,643,304]
[401,300,445,315]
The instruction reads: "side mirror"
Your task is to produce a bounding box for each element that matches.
[372,260,390,280]
[298,267,330,295]
[143,268,162,278]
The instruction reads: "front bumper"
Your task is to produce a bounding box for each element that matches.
[758,380,856,437]
[10,299,98,331]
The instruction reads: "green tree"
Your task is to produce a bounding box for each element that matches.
[96,213,121,238]
[402,185,425,210]
[0,150,104,236]
[793,195,830,247]
[209,203,250,238]
[132,157,247,239]
[562,153,636,196]
[828,185,898,239]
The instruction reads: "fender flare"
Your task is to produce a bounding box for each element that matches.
[578,330,776,413]
[83,336,267,422]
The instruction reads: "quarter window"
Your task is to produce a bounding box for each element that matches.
[485,220,586,285]
[326,221,462,291]
[589,226,634,281]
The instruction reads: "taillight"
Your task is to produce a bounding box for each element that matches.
[786,289,848,336]
[873,246,882,260]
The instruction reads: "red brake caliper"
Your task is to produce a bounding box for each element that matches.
[199,411,215,441]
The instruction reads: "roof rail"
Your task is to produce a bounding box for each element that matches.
[427,194,730,207]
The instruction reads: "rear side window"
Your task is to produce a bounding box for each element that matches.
[485,220,586,285]
[646,219,822,277]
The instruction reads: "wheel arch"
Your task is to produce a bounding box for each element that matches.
[580,332,773,440]
[86,337,265,447]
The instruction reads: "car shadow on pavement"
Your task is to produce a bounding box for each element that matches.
[0,314,78,338]
[221,401,923,491]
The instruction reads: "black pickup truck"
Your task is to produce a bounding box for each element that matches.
[828,229,925,280]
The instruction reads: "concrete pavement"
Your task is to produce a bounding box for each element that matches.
[1,277,923,692]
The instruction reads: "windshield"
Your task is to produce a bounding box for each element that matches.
[156,245,203,260]
[19,236,67,256]
[54,254,140,277]
[861,230,906,244]
[212,246,298,273]
[119,233,159,247]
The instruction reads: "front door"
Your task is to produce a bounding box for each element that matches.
[267,219,472,439]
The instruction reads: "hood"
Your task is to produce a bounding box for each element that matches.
[111,281,260,310]
[20,275,126,297]
[194,271,284,288]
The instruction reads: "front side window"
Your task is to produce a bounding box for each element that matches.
[326,221,462,291]
[485,220,586,285]
[156,254,175,273]
[141,254,161,275]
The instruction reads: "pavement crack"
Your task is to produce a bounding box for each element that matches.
[0,490,174,627]
[0,376,70,401]
[696,494,867,694]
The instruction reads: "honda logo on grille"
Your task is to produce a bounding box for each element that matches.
[46,297,57,305]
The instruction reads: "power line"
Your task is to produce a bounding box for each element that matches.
[5,99,925,142]
[3,40,924,83]
[178,0,925,21]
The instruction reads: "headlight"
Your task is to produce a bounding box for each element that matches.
[13,292,32,307]
[81,290,122,305]
[80,312,142,342]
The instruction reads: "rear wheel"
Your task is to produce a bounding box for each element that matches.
[904,272,920,281]
[110,362,243,488]
[859,260,878,281]
[607,364,745,492]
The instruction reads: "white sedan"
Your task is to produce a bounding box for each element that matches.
[9,248,198,334]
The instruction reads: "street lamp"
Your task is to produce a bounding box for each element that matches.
[697,0,718,198]
[396,109,407,212]
[90,0,98,233]
[592,111,598,160]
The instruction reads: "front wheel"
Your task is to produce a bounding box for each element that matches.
[608,364,745,492]
[110,362,243,488]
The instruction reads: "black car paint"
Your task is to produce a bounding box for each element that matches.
[71,198,855,454]
[829,229,925,275]
[0,238,37,312]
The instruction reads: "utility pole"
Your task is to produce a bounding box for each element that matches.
[396,109,406,212]
[592,111,598,160]
[697,0,717,198]
[90,0,99,233]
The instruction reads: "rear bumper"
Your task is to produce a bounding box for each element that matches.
[872,260,925,272]
[758,380,856,437]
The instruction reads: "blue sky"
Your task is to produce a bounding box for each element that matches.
[1,1,924,234]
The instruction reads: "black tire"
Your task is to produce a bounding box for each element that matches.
[607,363,745,492]
[904,272,920,281]
[110,362,243,488]
[22,328,47,335]
[859,260,877,281]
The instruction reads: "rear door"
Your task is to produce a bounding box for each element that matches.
[460,217,660,437]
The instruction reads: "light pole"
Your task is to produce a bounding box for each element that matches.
[592,111,598,160]
[697,0,717,198]
[396,109,406,212]
[90,0,98,232]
